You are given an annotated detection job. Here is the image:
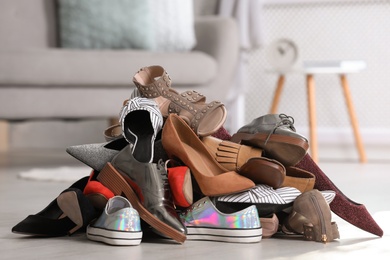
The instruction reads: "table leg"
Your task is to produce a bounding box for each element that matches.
[340,74,367,163]
[0,120,9,151]
[269,75,285,114]
[306,74,318,163]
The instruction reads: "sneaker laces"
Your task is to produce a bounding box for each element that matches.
[264,114,296,147]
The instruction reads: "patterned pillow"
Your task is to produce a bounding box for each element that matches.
[57,0,196,51]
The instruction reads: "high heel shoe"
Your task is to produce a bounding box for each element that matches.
[162,114,255,196]
[133,65,227,137]
[12,177,98,236]
[83,170,115,210]
[66,138,127,172]
[166,160,193,208]
[296,154,383,237]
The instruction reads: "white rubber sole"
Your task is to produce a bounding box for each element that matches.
[87,225,142,246]
[186,226,262,243]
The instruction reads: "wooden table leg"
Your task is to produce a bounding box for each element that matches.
[306,74,318,163]
[340,74,367,163]
[269,75,285,114]
[0,120,9,151]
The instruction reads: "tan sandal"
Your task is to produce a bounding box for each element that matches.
[133,65,227,136]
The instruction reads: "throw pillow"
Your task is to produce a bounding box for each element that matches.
[151,0,196,52]
[57,0,196,51]
[58,0,155,50]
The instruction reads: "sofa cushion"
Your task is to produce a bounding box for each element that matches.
[0,49,217,86]
[58,0,196,52]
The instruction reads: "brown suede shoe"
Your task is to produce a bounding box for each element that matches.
[202,136,286,188]
[281,166,315,193]
[201,136,263,171]
[162,114,255,196]
[282,189,340,243]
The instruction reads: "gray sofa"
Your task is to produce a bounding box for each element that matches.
[0,0,239,150]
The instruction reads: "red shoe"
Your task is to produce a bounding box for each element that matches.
[167,162,193,208]
[83,170,115,210]
[296,154,383,237]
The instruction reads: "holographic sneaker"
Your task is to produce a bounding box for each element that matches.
[87,196,142,246]
[179,197,262,243]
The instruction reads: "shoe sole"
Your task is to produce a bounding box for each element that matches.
[87,225,142,246]
[97,163,186,243]
[185,226,262,243]
[230,132,309,166]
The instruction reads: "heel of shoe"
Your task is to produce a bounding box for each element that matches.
[97,163,187,243]
[57,191,83,234]
[303,222,340,243]
[57,189,97,235]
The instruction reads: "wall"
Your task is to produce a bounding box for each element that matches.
[246,0,390,149]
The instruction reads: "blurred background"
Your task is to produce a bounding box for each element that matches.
[1,0,389,163]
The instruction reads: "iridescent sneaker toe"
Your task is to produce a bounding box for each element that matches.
[179,197,262,243]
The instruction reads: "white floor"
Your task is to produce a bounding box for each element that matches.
[1,148,389,260]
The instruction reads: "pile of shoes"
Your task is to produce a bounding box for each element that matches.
[12,65,345,245]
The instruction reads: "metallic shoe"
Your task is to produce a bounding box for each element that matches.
[66,138,168,172]
[97,144,187,243]
[230,114,309,166]
[66,138,127,172]
[179,197,262,243]
[87,196,142,246]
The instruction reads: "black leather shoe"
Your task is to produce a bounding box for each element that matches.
[230,114,309,166]
[97,144,186,243]
[12,177,98,237]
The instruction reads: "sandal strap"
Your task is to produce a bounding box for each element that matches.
[133,65,225,135]
[133,66,172,99]
[180,90,206,103]
[167,99,224,134]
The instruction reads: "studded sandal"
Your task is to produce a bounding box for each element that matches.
[133,65,227,137]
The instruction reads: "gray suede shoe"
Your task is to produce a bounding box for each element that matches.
[230,114,309,166]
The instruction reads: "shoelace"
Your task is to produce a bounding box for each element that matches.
[158,159,175,205]
[264,114,296,147]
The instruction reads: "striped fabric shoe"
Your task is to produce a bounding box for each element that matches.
[87,196,142,246]
[215,184,335,217]
[179,197,262,243]
[119,96,163,163]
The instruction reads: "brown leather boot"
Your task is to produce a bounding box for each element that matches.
[282,189,340,243]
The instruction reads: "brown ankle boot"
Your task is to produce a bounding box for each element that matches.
[282,189,340,243]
